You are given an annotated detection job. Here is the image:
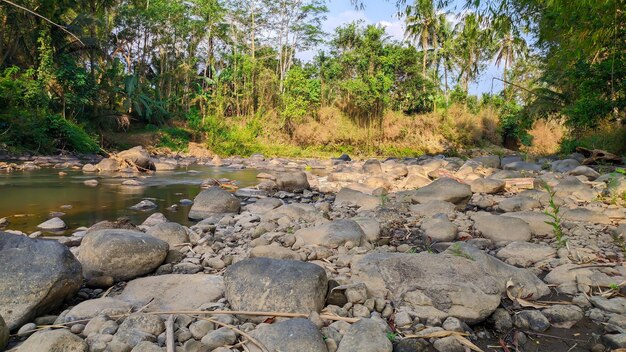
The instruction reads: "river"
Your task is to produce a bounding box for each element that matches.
[0,166,262,235]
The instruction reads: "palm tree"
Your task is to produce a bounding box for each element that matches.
[454,12,488,92]
[404,0,440,84]
[492,17,528,100]
[434,12,454,104]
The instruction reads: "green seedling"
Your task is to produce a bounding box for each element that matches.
[542,183,567,249]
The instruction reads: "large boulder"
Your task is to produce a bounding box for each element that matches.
[295,219,365,248]
[117,146,155,171]
[0,314,8,350]
[118,274,224,311]
[501,211,553,237]
[0,234,82,330]
[275,172,310,192]
[351,244,548,324]
[78,229,168,281]
[188,187,241,220]
[246,318,328,352]
[224,258,327,316]
[409,178,472,208]
[17,329,87,352]
[145,222,190,246]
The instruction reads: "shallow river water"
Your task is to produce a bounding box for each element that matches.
[0,165,262,234]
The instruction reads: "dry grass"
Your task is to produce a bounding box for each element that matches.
[522,119,566,156]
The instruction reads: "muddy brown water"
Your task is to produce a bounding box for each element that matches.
[0,166,262,235]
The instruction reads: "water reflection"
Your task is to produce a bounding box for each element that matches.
[0,166,262,234]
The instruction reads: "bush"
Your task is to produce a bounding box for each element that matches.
[157,127,192,152]
[560,122,626,156]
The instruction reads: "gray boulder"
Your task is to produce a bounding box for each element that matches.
[118,274,224,311]
[470,178,505,194]
[473,213,532,243]
[224,258,327,316]
[145,222,190,246]
[334,188,382,211]
[363,159,383,174]
[96,158,120,172]
[295,219,366,248]
[503,161,542,172]
[188,187,241,220]
[64,297,132,322]
[275,172,310,192]
[421,216,457,242]
[17,329,87,352]
[78,229,168,281]
[551,159,580,173]
[117,146,155,171]
[409,178,472,208]
[37,217,66,231]
[501,211,553,237]
[336,318,392,352]
[351,244,548,324]
[496,242,556,267]
[246,318,328,352]
[0,233,82,330]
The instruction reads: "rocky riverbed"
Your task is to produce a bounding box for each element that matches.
[1,147,626,352]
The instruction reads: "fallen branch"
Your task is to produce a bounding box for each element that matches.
[165,315,175,352]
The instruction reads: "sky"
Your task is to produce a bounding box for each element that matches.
[297,0,504,95]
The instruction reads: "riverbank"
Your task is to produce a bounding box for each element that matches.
[1,147,626,351]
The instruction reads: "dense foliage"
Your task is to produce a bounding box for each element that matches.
[0,0,623,155]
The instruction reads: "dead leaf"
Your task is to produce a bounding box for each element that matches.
[506,279,549,308]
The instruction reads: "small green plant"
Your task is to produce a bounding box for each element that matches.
[304,164,312,171]
[386,332,398,342]
[608,283,620,291]
[380,194,390,205]
[448,243,474,261]
[542,183,567,249]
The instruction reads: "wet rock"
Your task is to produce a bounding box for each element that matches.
[246,318,328,352]
[496,242,556,267]
[295,219,365,248]
[129,200,157,210]
[224,258,327,316]
[154,162,176,172]
[491,308,512,332]
[0,233,82,330]
[82,163,98,172]
[275,172,310,192]
[336,318,392,352]
[188,187,241,220]
[145,222,190,246]
[409,178,472,208]
[514,310,550,332]
[542,305,583,328]
[79,229,168,281]
[602,333,626,349]
[37,217,66,231]
[17,329,88,352]
[118,274,224,311]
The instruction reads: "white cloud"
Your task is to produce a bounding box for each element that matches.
[377,20,405,42]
